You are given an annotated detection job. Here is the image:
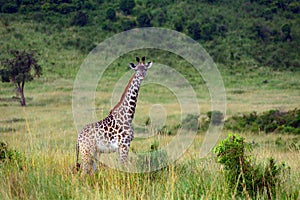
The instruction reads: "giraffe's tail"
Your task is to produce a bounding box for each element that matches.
[75,142,80,172]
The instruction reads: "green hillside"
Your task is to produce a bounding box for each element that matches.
[0,0,299,75]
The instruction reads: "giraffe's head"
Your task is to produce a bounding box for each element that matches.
[129,56,152,80]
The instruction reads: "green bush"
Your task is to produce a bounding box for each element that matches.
[70,11,88,26]
[57,3,77,14]
[187,22,201,40]
[225,109,300,134]
[207,110,224,125]
[173,19,184,32]
[1,3,18,13]
[106,7,116,21]
[214,133,289,198]
[198,111,224,132]
[118,19,136,31]
[136,13,151,27]
[214,133,253,195]
[181,114,199,131]
[0,141,23,165]
[119,0,135,15]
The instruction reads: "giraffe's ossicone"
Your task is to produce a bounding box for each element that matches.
[76,56,152,174]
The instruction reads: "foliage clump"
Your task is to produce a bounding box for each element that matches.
[181,114,199,131]
[106,7,116,21]
[158,111,224,134]
[214,133,289,199]
[225,109,300,134]
[0,141,23,165]
[137,12,152,27]
[198,110,224,132]
[207,110,224,125]
[119,0,135,15]
[70,11,89,26]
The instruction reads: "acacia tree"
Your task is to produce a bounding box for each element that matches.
[0,50,42,106]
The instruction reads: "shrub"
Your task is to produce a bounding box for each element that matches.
[106,7,116,21]
[200,23,217,41]
[181,114,199,131]
[136,13,151,27]
[32,12,45,22]
[57,3,77,14]
[198,111,224,132]
[173,20,183,32]
[1,3,18,13]
[207,110,224,125]
[280,23,292,41]
[0,141,23,165]
[288,2,300,13]
[214,133,253,195]
[70,11,88,26]
[225,109,300,134]
[214,133,290,199]
[187,22,201,40]
[119,0,135,15]
[119,19,136,31]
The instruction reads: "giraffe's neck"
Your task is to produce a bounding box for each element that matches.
[110,74,142,124]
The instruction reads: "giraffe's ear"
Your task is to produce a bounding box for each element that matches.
[146,61,152,69]
[129,63,136,69]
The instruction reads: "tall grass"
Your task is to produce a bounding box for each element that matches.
[1,110,300,200]
[1,140,299,199]
[1,67,300,199]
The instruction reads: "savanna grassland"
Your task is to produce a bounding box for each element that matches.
[1,0,300,199]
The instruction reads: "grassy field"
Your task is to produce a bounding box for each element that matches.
[0,61,300,199]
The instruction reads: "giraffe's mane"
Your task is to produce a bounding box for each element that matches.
[109,74,135,115]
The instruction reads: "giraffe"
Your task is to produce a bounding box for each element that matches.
[76,56,152,173]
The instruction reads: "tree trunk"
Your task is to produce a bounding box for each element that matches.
[17,82,26,107]
[20,87,26,107]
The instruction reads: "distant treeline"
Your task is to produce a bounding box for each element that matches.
[0,0,299,70]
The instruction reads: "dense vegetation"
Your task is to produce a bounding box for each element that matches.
[214,133,289,199]
[225,108,300,134]
[157,108,300,136]
[0,0,299,72]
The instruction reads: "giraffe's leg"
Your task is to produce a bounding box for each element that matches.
[80,145,96,174]
[81,152,92,174]
[118,144,129,165]
[94,151,108,168]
